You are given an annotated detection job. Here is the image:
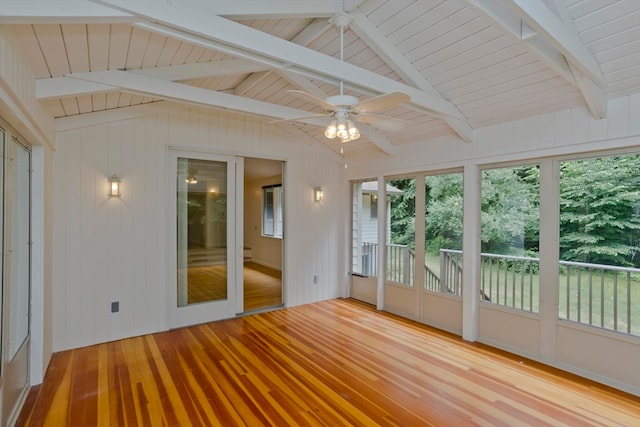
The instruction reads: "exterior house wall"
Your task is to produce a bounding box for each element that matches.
[361,195,377,243]
[52,107,346,351]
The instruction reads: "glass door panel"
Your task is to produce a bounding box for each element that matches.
[177,157,228,306]
[385,177,416,286]
[169,150,237,328]
[2,137,31,427]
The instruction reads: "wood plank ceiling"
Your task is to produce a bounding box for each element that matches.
[2,0,639,154]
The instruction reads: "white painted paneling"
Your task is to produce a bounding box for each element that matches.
[557,323,640,396]
[422,293,462,335]
[52,107,345,350]
[479,306,541,359]
[0,28,55,146]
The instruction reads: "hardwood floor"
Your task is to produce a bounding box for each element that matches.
[17,299,639,426]
[187,262,282,310]
[243,262,282,311]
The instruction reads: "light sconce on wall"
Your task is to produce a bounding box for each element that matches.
[108,174,121,197]
[314,187,324,202]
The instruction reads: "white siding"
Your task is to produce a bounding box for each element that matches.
[52,107,345,351]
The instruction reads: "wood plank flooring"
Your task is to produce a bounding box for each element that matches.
[187,262,282,310]
[17,299,640,426]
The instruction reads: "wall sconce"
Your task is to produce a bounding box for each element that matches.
[108,174,121,197]
[314,187,324,202]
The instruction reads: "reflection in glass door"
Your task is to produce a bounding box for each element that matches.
[177,157,228,306]
[169,150,237,329]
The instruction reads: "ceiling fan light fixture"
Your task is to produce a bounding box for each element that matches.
[347,120,360,140]
[325,120,337,138]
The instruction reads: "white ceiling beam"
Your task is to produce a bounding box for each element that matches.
[128,59,271,81]
[92,0,472,142]
[36,59,271,99]
[543,0,607,119]
[36,77,114,100]
[349,8,473,143]
[55,100,186,132]
[348,9,437,94]
[171,0,364,19]
[0,0,135,24]
[508,0,606,87]
[66,70,329,125]
[465,0,575,83]
[356,124,397,156]
[465,0,607,119]
[65,69,396,154]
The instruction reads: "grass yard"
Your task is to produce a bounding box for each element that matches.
[424,252,640,336]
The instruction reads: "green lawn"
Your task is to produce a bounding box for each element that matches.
[423,252,640,336]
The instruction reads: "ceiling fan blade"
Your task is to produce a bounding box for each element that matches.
[357,92,410,113]
[286,90,335,111]
[354,113,409,132]
[268,112,330,124]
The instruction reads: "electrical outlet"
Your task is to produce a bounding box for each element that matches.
[313,275,319,284]
[111,301,119,313]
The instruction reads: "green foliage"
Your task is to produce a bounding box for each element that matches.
[425,174,463,254]
[387,178,416,248]
[480,166,539,255]
[560,155,640,267]
[386,154,640,269]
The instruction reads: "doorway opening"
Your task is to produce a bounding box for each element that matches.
[243,158,284,312]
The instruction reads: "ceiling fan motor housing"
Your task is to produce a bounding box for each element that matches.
[326,94,359,109]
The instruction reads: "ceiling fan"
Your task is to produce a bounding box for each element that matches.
[280,13,411,143]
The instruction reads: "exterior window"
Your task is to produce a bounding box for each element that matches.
[480,165,540,312]
[386,177,415,286]
[370,194,378,218]
[559,154,640,336]
[424,172,463,294]
[263,184,283,238]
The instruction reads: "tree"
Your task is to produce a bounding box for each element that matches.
[481,166,539,255]
[425,173,463,254]
[387,178,415,248]
[560,155,640,267]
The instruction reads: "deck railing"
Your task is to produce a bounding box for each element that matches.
[480,252,539,313]
[559,260,639,335]
[386,244,415,285]
[361,244,638,337]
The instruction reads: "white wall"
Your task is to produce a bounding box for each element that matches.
[52,107,346,351]
[0,28,54,148]
[0,29,55,385]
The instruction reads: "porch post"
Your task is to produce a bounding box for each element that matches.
[462,163,481,341]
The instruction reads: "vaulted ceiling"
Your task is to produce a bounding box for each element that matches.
[2,0,639,155]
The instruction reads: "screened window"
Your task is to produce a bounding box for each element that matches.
[263,184,283,238]
[559,154,640,336]
[480,164,540,313]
